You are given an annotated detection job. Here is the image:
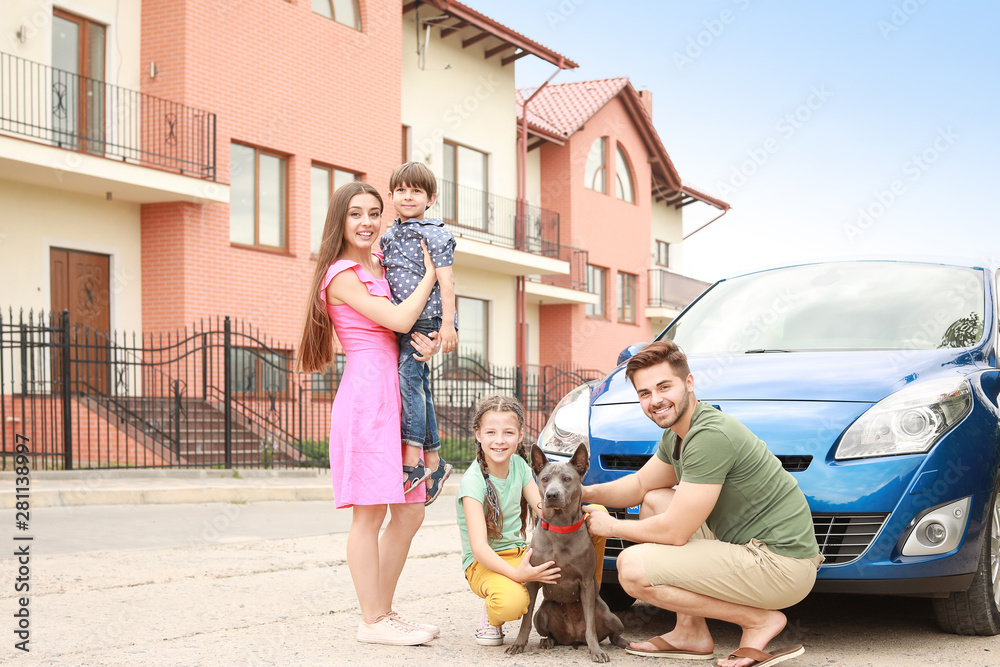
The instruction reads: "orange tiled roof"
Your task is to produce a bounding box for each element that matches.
[516,78,629,140]
[517,78,730,213]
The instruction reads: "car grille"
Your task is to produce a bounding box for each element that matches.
[605,509,640,558]
[600,454,812,473]
[602,511,888,566]
[776,455,812,471]
[813,513,889,565]
[600,455,649,470]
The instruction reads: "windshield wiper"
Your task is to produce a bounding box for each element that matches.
[744,348,793,354]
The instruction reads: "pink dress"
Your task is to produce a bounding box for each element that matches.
[321,255,426,508]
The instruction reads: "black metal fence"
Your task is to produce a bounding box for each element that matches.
[0,310,603,471]
[0,52,216,179]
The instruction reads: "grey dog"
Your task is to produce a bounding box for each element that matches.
[506,444,626,662]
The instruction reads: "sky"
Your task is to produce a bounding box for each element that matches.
[478,0,999,282]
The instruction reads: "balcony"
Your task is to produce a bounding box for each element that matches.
[0,52,226,204]
[646,268,711,323]
[526,247,598,306]
[430,178,568,276]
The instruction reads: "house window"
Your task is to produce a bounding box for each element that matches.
[618,271,636,323]
[52,9,106,153]
[615,144,635,203]
[442,141,488,230]
[230,143,287,249]
[312,0,360,29]
[586,265,607,318]
[585,137,607,194]
[230,347,289,395]
[311,353,346,397]
[311,165,360,254]
[454,296,489,365]
[656,240,670,268]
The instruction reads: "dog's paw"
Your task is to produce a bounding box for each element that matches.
[539,637,555,650]
[505,643,527,656]
[589,648,610,663]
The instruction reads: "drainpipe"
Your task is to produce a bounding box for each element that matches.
[516,64,563,373]
[682,207,730,240]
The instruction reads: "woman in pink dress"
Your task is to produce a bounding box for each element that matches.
[296,181,440,646]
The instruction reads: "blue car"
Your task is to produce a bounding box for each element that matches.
[536,259,1000,635]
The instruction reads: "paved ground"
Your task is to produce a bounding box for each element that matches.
[1,469,999,665]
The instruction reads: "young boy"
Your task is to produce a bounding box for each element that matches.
[381,161,457,505]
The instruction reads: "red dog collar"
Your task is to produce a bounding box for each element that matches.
[539,517,586,533]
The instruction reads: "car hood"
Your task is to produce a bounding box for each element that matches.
[591,348,980,405]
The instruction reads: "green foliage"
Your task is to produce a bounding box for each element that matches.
[438,436,475,470]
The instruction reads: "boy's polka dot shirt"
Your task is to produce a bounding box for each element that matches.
[379,217,457,322]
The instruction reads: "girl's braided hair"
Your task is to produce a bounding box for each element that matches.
[471,394,529,543]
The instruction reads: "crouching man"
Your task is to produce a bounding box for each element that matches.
[582,341,822,667]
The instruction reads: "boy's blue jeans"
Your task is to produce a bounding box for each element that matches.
[398,317,441,453]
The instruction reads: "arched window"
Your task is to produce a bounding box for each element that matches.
[313,0,360,30]
[615,144,635,203]
[585,137,606,193]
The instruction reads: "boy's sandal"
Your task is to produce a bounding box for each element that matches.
[402,462,431,495]
[423,462,453,506]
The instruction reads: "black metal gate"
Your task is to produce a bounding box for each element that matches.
[1,309,603,471]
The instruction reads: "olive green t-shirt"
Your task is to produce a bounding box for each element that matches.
[656,402,818,559]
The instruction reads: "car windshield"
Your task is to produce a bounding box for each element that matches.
[663,262,985,353]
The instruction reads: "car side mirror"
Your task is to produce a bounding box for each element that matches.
[617,342,648,366]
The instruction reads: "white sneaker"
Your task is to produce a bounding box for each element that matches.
[357,614,435,645]
[474,603,504,646]
[388,610,440,638]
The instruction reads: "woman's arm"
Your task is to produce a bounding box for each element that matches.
[327,242,437,333]
[463,496,560,584]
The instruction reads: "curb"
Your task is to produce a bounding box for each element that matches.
[1,469,465,509]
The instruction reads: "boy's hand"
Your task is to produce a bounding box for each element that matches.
[439,325,458,354]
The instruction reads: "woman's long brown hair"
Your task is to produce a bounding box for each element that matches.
[295,181,383,373]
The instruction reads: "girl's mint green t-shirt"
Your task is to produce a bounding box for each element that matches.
[456,454,532,571]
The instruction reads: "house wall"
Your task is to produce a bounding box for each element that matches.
[139,0,401,341]
[538,95,655,370]
[400,17,528,368]
[1,1,144,327]
[452,265,517,367]
[400,16,517,200]
[1,0,142,90]
[525,146,542,209]
[651,199,684,272]
[0,179,143,333]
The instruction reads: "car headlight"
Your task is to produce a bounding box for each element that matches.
[537,383,592,456]
[835,378,972,460]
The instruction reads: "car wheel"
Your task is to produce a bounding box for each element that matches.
[599,582,635,611]
[933,475,1000,635]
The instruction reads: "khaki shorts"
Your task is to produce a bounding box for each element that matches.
[632,525,824,610]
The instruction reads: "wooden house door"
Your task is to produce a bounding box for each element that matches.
[50,248,111,394]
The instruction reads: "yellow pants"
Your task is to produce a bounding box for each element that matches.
[464,505,609,626]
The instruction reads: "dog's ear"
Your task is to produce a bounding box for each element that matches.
[569,444,589,477]
[530,444,549,476]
